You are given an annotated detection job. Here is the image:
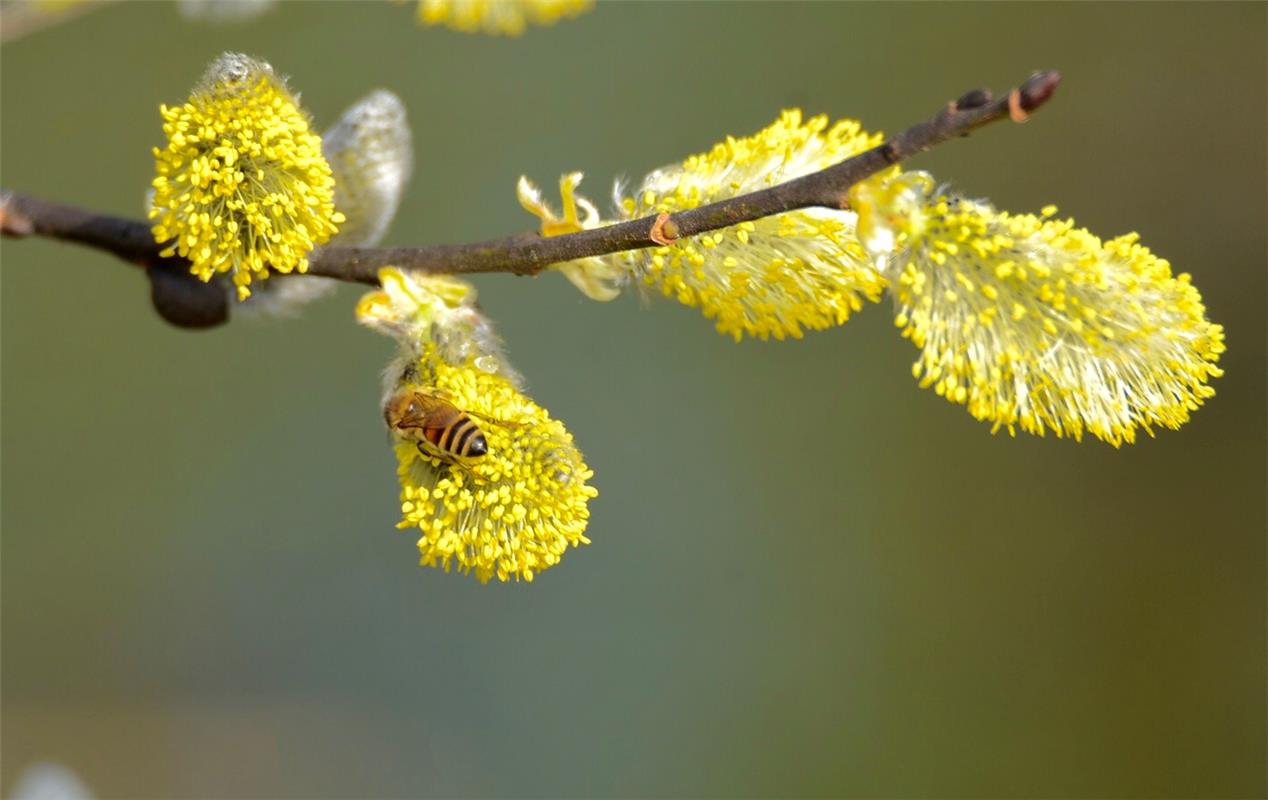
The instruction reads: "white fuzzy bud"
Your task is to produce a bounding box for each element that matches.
[324,89,414,248]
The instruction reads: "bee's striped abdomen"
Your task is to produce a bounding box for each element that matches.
[429,414,488,458]
[385,390,491,464]
[421,424,447,448]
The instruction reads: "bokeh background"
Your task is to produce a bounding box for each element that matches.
[2,3,1265,797]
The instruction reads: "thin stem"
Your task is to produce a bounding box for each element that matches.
[2,71,1059,290]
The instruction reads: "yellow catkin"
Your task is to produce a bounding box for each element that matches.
[619,110,889,341]
[392,347,597,582]
[149,53,343,300]
[358,269,597,583]
[853,171,1225,446]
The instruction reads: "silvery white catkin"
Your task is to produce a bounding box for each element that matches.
[243,89,415,317]
[323,89,414,249]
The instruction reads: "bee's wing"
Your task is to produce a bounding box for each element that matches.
[392,406,432,429]
[391,393,446,430]
[463,408,523,430]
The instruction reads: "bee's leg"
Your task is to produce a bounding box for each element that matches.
[449,459,483,484]
[416,445,481,483]
[415,442,458,466]
[416,442,459,468]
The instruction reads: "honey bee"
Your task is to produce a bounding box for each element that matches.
[384,389,492,468]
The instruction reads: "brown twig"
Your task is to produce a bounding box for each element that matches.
[2,71,1059,324]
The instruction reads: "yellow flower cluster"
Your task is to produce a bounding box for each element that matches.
[416,0,591,35]
[242,89,415,317]
[619,110,888,341]
[852,171,1225,446]
[357,269,597,582]
[150,53,344,300]
[514,108,1222,444]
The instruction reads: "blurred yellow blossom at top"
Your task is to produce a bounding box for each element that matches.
[416,0,591,35]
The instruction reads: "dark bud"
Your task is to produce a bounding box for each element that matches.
[1018,70,1061,112]
[954,88,992,111]
[148,261,229,329]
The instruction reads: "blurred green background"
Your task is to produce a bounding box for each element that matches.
[2,2,1265,797]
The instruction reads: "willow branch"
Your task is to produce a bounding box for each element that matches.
[2,70,1059,290]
